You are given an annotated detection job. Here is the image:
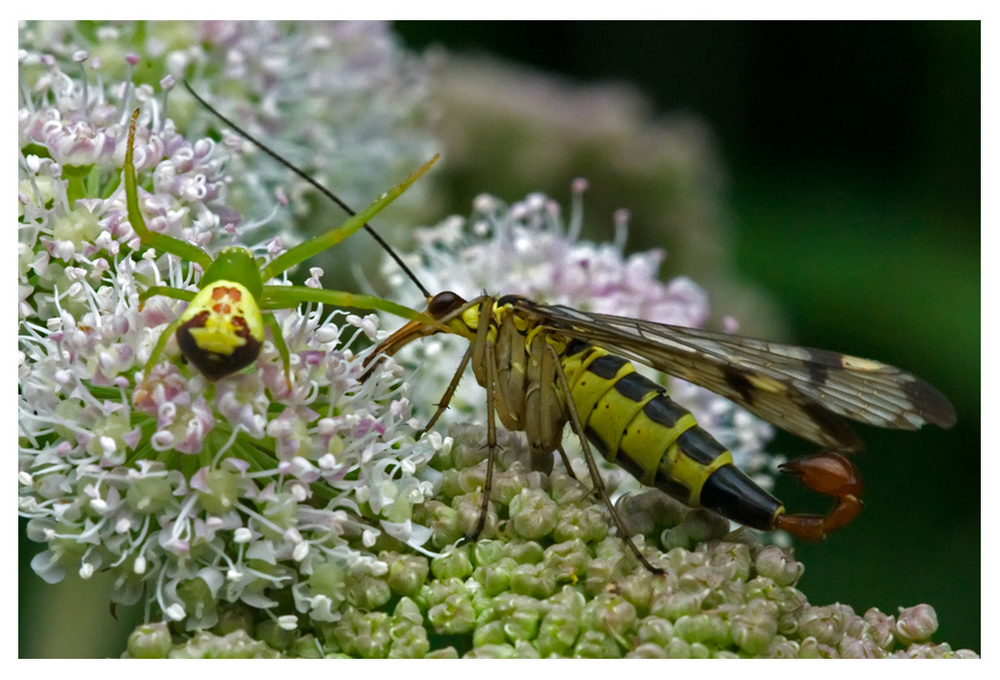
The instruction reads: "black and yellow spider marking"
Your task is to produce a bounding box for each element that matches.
[122,98,439,390]
[372,291,956,572]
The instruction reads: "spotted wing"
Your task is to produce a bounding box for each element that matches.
[527,301,956,452]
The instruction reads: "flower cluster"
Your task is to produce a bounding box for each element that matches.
[19,30,440,634]
[18,20,436,269]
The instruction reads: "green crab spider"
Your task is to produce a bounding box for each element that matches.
[123,108,438,390]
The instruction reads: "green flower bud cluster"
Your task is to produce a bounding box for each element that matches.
[124,424,978,658]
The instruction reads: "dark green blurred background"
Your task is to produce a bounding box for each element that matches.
[394,20,980,652]
[19,21,979,656]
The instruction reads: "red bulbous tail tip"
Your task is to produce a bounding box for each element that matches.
[773,451,865,541]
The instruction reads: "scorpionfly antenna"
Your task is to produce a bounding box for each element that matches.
[183,81,433,301]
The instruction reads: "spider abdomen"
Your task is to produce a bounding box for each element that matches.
[175,280,264,380]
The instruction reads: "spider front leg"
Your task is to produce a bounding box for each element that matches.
[123,108,213,271]
[772,451,865,541]
[258,286,439,393]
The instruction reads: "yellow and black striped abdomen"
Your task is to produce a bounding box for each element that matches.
[560,338,786,531]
